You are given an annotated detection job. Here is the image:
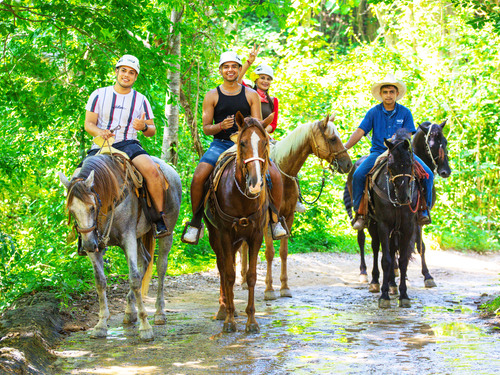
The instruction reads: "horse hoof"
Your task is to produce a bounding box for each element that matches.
[389,286,399,295]
[223,322,237,333]
[241,282,248,290]
[90,327,107,338]
[378,299,391,309]
[139,328,154,341]
[215,308,226,321]
[360,274,369,283]
[424,278,437,288]
[399,299,411,308]
[369,283,380,293]
[264,291,277,300]
[246,323,260,333]
[154,314,166,325]
[280,289,292,298]
[123,313,138,325]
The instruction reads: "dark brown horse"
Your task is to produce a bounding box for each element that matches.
[204,112,272,333]
[240,116,352,299]
[346,120,451,290]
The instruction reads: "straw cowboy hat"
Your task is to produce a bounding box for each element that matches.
[371,73,407,101]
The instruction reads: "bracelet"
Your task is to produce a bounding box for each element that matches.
[141,124,148,132]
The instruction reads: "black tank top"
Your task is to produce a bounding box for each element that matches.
[214,85,251,140]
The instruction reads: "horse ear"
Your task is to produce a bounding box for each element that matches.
[58,172,71,189]
[384,138,394,150]
[262,112,274,127]
[439,119,447,129]
[321,114,330,131]
[235,111,245,130]
[85,170,95,189]
[418,121,431,133]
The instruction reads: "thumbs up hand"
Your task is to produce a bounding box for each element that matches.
[133,112,147,131]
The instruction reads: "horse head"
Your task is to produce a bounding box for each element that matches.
[59,156,122,254]
[312,115,352,173]
[384,129,414,205]
[418,120,451,178]
[60,170,101,253]
[234,111,270,196]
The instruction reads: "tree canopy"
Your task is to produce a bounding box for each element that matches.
[1,0,499,310]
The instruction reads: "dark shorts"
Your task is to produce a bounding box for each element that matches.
[200,139,234,166]
[78,139,148,167]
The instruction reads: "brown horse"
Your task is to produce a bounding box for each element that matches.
[204,112,272,333]
[240,115,352,299]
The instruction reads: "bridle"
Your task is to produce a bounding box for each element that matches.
[424,124,446,171]
[310,122,349,174]
[386,139,415,206]
[235,121,269,199]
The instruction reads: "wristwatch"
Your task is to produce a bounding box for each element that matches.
[141,124,148,132]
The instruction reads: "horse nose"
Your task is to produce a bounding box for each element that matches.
[82,236,99,253]
[439,169,451,178]
[248,180,263,194]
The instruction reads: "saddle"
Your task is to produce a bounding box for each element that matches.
[358,155,428,219]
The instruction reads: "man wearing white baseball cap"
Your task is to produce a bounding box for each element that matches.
[344,73,434,229]
[181,51,287,244]
[81,54,170,237]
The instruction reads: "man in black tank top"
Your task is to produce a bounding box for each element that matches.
[182,51,288,244]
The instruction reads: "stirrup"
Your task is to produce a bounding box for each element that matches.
[153,213,171,238]
[181,222,204,245]
[271,217,290,240]
[352,214,366,230]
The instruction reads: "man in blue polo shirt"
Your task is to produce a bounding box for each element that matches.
[344,73,433,229]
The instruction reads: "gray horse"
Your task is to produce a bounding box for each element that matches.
[59,154,181,341]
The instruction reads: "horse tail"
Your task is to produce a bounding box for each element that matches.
[343,182,354,220]
[141,229,156,298]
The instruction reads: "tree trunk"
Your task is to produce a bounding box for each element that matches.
[162,9,182,165]
[180,87,204,158]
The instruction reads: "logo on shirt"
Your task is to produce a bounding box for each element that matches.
[114,105,126,110]
[396,119,404,124]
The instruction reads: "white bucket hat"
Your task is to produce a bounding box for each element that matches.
[116,54,140,74]
[371,73,406,101]
[218,51,242,67]
[252,64,274,80]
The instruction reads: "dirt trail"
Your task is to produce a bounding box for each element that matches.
[52,249,500,374]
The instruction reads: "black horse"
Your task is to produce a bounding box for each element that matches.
[345,120,451,290]
[346,129,418,308]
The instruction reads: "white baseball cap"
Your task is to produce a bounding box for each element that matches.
[218,51,242,67]
[252,64,274,80]
[116,54,140,74]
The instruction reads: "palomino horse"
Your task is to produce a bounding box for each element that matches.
[241,115,352,300]
[59,154,181,340]
[204,112,272,333]
[346,120,451,289]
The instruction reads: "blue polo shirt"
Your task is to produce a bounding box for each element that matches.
[359,102,416,153]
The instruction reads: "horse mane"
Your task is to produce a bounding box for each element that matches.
[272,119,340,164]
[393,128,412,142]
[67,155,123,210]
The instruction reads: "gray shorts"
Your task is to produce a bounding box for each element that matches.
[79,140,148,167]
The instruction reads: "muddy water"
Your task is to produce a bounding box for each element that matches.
[54,250,500,374]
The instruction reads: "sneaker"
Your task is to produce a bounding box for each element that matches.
[417,210,431,225]
[271,222,288,240]
[352,215,365,230]
[295,201,306,213]
[181,224,203,244]
[154,220,170,238]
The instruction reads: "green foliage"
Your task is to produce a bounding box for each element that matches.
[1,0,500,311]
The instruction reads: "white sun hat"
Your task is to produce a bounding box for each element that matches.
[252,64,274,80]
[115,54,140,74]
[218,51,242,67]
[370,73,407,101]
